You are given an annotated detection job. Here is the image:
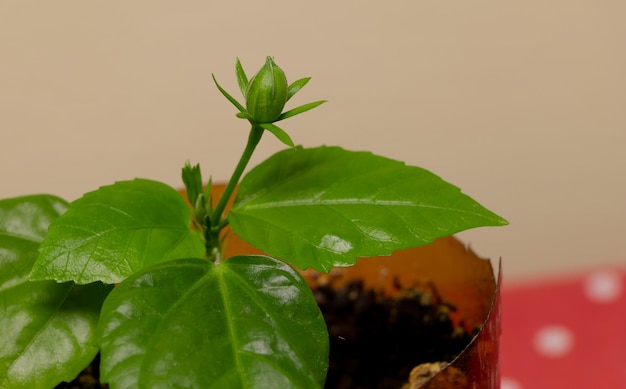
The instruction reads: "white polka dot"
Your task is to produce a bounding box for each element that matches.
[584,269,623,303]
[534,325,574,358]
[501,377,523,389]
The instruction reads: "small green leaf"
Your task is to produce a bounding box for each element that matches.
[259,122,295,148]
[182,161,203,207]
[276,100,327,122]
[30,179,205,284]
[97,256,328,388]
[0,195,112,389]
[286,77,311,101]
[235,58,249,96]
[231,146,508,272]
[212,73,246,113]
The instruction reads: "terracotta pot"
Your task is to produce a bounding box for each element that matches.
[201,185,501,388]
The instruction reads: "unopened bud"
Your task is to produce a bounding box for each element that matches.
[245,57,288,123]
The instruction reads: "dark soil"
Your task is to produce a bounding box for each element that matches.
[316,278,475,389]
[56,354,107,389]
[56,279,473,389]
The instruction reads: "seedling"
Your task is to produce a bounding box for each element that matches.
[0,57,507,388]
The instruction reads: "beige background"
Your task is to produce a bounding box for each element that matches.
[1,1,624,280]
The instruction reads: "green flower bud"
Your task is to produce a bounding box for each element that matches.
[245,56,288,123]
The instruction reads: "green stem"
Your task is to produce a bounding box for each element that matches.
[208,124,264,260]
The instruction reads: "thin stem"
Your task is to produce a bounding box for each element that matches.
[207,124,264,260]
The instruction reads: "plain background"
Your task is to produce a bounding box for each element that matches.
[1,1,624,280]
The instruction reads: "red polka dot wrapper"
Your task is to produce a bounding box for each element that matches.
[501,268,626,388]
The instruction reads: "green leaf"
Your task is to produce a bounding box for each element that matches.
[230,146,508,272]
[276,100,326,122]
[286,77,311,101]
[0,195,112,389]
[235,57,249,96]
[0,194,68,242]
[30,179,205,284]
[259,122,295,148]
[97,256,328,389]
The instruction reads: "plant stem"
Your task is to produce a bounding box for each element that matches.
[207,124,264,261]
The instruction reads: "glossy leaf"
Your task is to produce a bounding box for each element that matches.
[30,179,205,284]
[0,194,67,242]
[0,195,112,388]
[97,256,328,389]
[230,146,508,272]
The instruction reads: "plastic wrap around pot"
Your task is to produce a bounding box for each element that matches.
[202,186,501,388]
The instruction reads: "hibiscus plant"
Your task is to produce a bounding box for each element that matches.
[0,57,507,388]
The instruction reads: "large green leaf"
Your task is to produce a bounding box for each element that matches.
[230,146,508,271]
[0,195,68,242]
[0,195,112,388]
[97,256,328,389]
[30,179,206,284]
